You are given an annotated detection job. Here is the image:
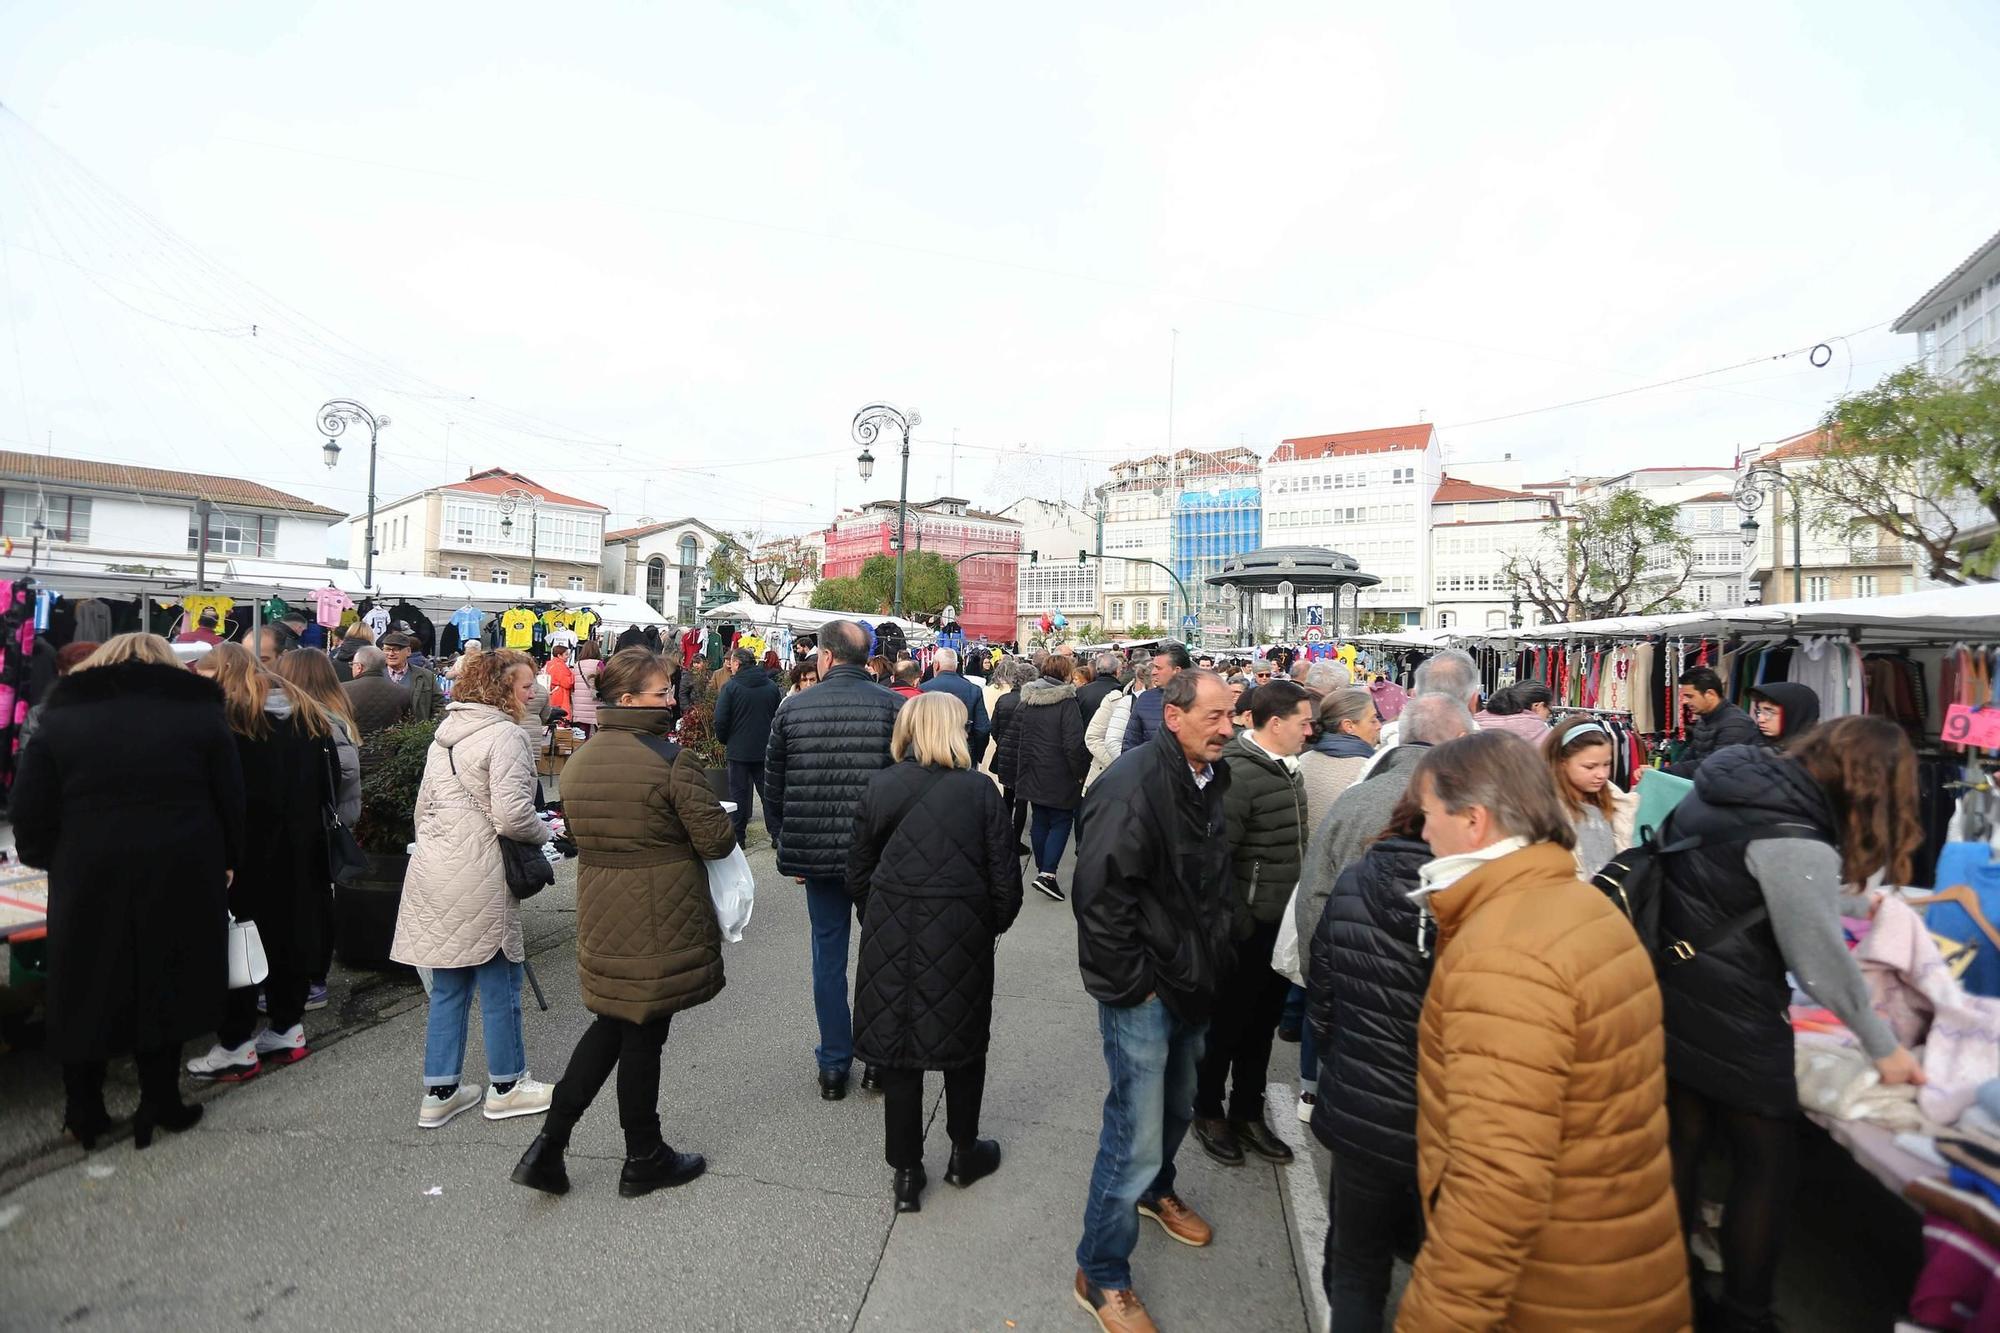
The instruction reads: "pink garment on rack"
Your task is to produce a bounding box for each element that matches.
[1860,895,2000,1124]
[1912,1219,2000,1333]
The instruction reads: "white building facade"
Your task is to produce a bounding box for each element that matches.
[354,467,607,594]
[1427,478,1560,630]
[601,518,734,622]
[1095,448,1258,637]
[998,497,1101,644]
[1896,227,2000,379]
[1262,424,1440,627]
[0,450,340,582]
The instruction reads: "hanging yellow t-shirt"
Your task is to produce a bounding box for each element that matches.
[181,595,236,630]
[541,609,572,634]
[570,610,599,640]
[501,608,539,649]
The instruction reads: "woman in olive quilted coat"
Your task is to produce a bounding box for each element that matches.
[847,692,1023,1214]
[511,647,737,1200]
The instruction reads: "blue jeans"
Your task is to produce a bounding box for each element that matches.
[1076,997,1209,1288]
[423,951,526,1088]
[1029,804,1076,875]
[802,877,859,1074]
[1301,1019,1318,1084]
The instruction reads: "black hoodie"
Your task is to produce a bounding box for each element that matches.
[1747,681,1821,746]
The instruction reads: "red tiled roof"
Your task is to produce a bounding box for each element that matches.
[1268,423,1434,463]
[444,468,605,511]
[1432,475,1542,504]
[1759,429,1831,463]
[603,517,730,543]
[0,449,342,516]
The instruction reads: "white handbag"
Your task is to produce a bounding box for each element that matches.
[226,913,270,990]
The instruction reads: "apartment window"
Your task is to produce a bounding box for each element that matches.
[567,575,585,591]
[2,490,91,542]
[1696,583,1711,603]
[1853,574,1878,599]
[189,508,276,556]
[1806,576,1830,602]
[448,566,470,581]
[1110,600,1124,624]
[533,572,550,591]
[491,568,510,585]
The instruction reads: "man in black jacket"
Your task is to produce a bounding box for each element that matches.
[765,619,903,1101]
[1663,666,1761,778]
[713,647,782,848]
[1071,668,1236,1328]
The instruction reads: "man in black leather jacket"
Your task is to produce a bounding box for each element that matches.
[1070,668,1236,1327]
[765,619,903,1101]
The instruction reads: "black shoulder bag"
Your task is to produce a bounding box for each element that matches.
[1592,817,1824,969]
[447,746,555,900]
[322,738,370,888]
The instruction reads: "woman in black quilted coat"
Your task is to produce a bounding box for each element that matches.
[1009,655,1091,903]
[1305,789,1432,1328]
[847,692,1023,1214]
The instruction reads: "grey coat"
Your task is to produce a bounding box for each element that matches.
[1294,743,1429,986]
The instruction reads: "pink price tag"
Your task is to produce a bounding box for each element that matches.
[1942,703,2000,749]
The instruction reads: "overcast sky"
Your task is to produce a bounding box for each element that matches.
[1,2,1996,547]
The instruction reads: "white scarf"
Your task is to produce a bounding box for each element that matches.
[1409,836,1531,906]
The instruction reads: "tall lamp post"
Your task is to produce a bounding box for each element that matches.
[319,399,391,590]
[1735,462,1804,604]
[852,402,921,617]
[497,487,546,594]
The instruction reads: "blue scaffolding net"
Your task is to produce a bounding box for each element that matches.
[1173,485,1261,639]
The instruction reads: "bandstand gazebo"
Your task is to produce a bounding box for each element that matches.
[1206,545,1380,646]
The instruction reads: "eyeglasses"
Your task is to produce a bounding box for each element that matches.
[633,688,672,699]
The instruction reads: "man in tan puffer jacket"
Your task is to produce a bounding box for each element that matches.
[1398,732,1690,1333]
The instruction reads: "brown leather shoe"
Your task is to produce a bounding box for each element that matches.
[1136,1192,1213,1247]
[1191,1115,1243,1166]
[1074,1269,1159,1333]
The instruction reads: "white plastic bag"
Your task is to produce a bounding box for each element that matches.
[1270,885,1304,986]
[226,913,269,990]
[703,845,756,943]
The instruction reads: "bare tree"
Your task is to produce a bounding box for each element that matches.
[1502,491,1694,622]
[707,531,820,605]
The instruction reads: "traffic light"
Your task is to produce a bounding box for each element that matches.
[1028,549,1038,564]
[1078,549,1089,565]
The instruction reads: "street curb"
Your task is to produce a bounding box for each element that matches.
[1270,1080,1330,1333]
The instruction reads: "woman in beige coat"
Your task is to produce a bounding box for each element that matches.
[392,649,555,1129]
[511,648,736,1198]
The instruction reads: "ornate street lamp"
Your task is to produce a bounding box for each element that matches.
[318,399,391,589]
[497,487,546,593]
[851,402,921,616]
[1509,591,1524,630]
[1734,465,1803,603]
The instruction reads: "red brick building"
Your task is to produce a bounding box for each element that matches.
[821,497,1021,643]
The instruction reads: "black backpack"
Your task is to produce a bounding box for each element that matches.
[1592,815,1825,970]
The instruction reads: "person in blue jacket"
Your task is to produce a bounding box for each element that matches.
[1121,640,1194,754]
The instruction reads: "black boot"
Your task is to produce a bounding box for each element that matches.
[860,1065,884,1094]
[61,1060,113,1150]
[132,1048,201,1150]
[893,1165,927,1213]
[510,1133,571,1195]
[619,1144,706,1198]
[945,1138,1001,1188]
[819,1067,849,1101]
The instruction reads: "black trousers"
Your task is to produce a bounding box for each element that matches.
[879,1061,986,1170]
[1325,1152,1424,1330]
[219,958,307,1048]
[1193,920,1290,1122]
[546,1013,674,1156]
[1002,788,1028,847]
[1668,1079,1800,1330]
[63,1045,187,1120]
[726,760,765,848]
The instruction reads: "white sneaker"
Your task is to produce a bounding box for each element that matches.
[253,1023,309,1067]
[187,1040,260,1082]
[484,1077,554,1121]
[418,1084,482,1129]
[1297,1090,1317,1123]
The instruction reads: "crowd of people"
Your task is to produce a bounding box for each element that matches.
[11,612,1920,1331]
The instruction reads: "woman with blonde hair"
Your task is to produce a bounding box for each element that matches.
[273,648,364,1009]
[12,632,244,1147]
[332,619,374,681]
[392,648,555,1128]
[845,691,1023,1213]
[183,643,338,1082]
